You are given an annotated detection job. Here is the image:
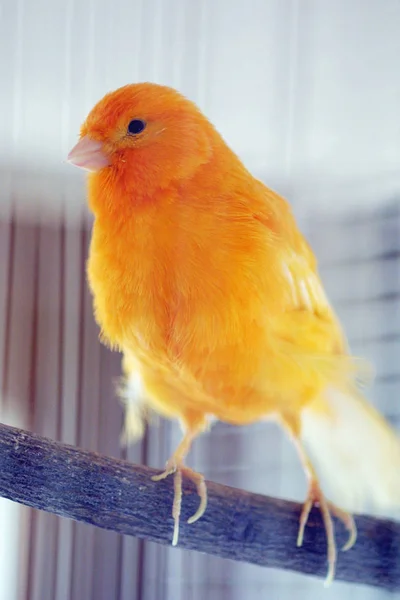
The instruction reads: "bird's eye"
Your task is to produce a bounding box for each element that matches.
[127,119,146,135]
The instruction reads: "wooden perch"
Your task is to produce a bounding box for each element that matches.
[0,422,399,591]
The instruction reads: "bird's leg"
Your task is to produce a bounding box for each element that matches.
[291,436,357,586]
[152,425,207,546]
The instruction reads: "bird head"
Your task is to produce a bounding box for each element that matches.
[67,83,214,195]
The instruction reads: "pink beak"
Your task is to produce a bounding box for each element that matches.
[67,135,110,171]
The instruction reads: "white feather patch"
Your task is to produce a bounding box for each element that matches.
[282,262,299,305]
[282,255,329,312]
[301,387,400,517]
[120,370,147,445]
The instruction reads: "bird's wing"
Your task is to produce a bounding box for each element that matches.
[252,184,372,383]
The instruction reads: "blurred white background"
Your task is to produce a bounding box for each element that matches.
[0,1,399,599]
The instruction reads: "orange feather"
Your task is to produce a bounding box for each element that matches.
[68,83,400,585]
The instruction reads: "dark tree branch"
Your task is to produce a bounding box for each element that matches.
[0,422,399,591]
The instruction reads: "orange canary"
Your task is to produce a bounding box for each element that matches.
[68,83,400,585]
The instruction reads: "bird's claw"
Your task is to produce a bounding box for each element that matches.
[152,462,207,546]
[298,479,357,587]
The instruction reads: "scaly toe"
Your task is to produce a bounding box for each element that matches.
[171,469,183,546]
[297,497,313,547]
[327,503,357,552]
[151,460,177,482]
[185,471,207,524]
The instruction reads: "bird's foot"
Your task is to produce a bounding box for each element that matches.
[152,460,207,546]
[297,478,357,587]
